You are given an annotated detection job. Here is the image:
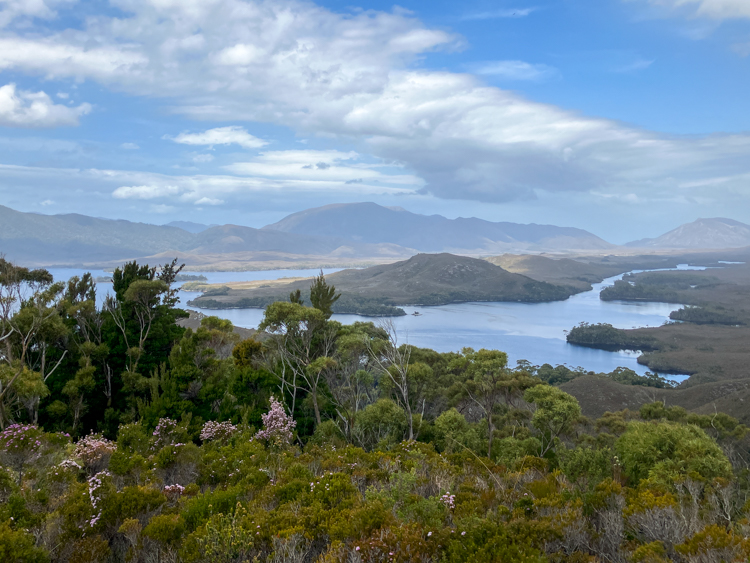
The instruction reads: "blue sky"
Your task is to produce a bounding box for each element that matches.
[0,0,749,243]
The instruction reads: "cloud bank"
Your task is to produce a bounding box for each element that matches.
[0,0,747,210]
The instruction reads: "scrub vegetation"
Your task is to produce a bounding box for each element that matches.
[2,257,750,563]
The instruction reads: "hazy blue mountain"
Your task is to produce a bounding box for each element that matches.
[263,202,613,252]
[0,204,195,264]
[188,224,407,256]
[165,221,213,233]
[0,205,413,267]
[626,218,750,249]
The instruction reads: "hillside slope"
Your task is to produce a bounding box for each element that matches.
[486,254,629,290]
[188,253,578,314]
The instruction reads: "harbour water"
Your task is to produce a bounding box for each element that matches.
[48,265,697,381]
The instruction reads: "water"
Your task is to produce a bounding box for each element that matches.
[48,265,698,382]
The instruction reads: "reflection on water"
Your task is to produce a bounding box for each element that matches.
[48,265,697,382]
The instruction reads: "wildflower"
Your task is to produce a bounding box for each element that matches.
[254,396,296,446]
[200,420,238,442]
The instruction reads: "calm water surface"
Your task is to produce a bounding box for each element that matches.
[49,266,698,381]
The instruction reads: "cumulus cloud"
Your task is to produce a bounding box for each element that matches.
[121,142,139,149]
[0,0,748,207]
[0,83,90,127]
[170,126,267,149]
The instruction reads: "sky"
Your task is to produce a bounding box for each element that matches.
[0,0,749,243]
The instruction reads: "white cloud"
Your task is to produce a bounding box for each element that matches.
[469,60,559,81]
[0,0,73,28]
[191,153,214,163]
[636,0,750,19]
[112,185,181,200]
[225,150,423,186]
[0,161,415,215]
[40,199,54,206]
[461,8,538,20]
[170,126,267,149]
[0,83,90,127]
[0,0,748,207]
[120,142,140,150]
[194,197,224,205]
[0,38,147,81]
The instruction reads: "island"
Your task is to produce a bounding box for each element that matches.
[187,253,579,316]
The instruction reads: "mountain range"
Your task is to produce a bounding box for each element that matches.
[2,203,750,269]
[263,202,613,253]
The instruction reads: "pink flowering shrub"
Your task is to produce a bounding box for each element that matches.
[0,423,44,484]
[152,418,188,451]
[87,470,111,529]
[254,396,296,447]
[163,483,185,502]
[200,420,237,443]
[440,492,455,510]
[74,433,116,475]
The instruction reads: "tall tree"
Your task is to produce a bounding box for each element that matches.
[450,347,539,458]
[259,301,335,425]
[0,258,61,428]
[309,270,340,319]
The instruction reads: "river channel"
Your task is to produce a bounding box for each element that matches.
[48,265,699,381]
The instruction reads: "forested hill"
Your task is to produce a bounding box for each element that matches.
[189,253,578,315]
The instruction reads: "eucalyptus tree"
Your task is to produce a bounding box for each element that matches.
[259,301,336,425]
[449,347,539,458]
[0,258,62,428]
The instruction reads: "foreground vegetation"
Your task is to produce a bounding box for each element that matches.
[2,258,750,562]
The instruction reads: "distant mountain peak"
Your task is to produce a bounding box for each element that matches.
[626,217,750,249]
[262,202,612,253]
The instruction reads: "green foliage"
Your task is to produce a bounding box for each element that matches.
[615,421,732,484]
[0,520,48,563]
[353,399,407,449]
[309,270,341,319]
[433,408,481,454]
[524,385,581,456]
[566,322,659,352]
[670,305,746,325]
[3,258,750,563]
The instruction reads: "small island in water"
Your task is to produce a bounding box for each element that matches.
[188,253,580,316]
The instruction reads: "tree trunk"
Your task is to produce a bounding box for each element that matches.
[487,418,494,459]
[312,389,321,426]
[406,402,413,441]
